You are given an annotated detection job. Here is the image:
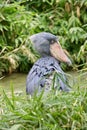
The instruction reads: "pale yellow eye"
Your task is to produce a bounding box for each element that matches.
[51,40,54,44]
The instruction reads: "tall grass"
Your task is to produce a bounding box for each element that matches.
[0,77,87,130]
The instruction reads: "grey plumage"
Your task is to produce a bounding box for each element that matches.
[26,32,71,95]
[30,32,58,43]
[26,57,70,95]
[30,32,57,57]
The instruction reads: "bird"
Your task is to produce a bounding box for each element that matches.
[26,32,72,95]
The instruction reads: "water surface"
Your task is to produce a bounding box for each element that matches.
[0,71,87,94]
[0,73,27,94]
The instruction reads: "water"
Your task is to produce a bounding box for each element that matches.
[67,71,87,87]
[0,71,87,94]
[0,73,27,94]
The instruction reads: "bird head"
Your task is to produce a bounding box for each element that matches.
[30,32,72,65]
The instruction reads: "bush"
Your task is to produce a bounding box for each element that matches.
[0,2,39,77]
[0,0,87,77]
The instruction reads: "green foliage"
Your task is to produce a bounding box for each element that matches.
[0,2,39,77]
[0,80,87,130]
[24,0,87,67]
[0,0,87,77]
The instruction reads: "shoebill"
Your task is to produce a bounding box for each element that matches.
[26,32,72,95]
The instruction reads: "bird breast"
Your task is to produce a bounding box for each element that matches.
[26,56,70,95]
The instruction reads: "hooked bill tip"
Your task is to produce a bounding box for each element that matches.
[67,59,72,66]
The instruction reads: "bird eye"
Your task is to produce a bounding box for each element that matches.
[51,40,55,44]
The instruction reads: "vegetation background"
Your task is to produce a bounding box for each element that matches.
[0,0,87,77]
[0,0,87,130]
